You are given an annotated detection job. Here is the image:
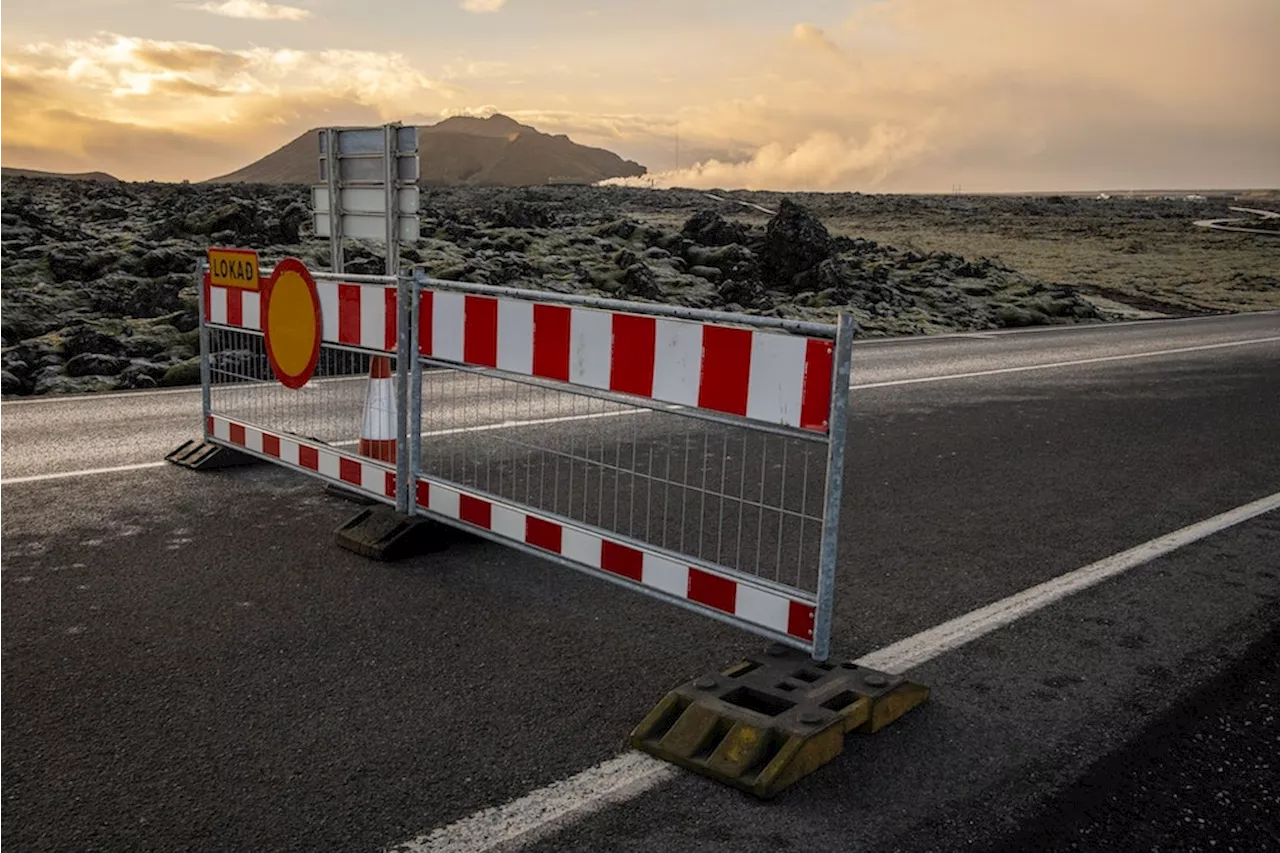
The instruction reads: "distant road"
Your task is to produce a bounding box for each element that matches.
[1193,205,1280,236]
[4,312,1277,482]
[702,192,777,215]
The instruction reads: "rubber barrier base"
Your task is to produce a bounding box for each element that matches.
[165,439,260,470]
[334,505,459,561]
[631,643,929,799]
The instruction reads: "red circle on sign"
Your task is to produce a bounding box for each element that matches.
[262,257,322,390]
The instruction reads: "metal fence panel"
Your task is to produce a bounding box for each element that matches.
[202,266,402,505]
[408,278,853,658]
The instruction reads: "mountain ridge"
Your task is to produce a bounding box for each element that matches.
[206,113,646,187]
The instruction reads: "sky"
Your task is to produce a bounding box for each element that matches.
[2,0,1278,191]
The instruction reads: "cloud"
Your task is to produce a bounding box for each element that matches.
[611,0,1280,190]
[194,0,310,21]
[789,23,841,56]
[1,34,461,180]
[460,0,506,12]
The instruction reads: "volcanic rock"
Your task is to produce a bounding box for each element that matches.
[760,200,833,289]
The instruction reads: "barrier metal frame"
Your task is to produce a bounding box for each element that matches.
[406,271,854,660]
[198,262,414,513]
[197,259,854,660]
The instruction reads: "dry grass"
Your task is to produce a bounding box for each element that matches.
[830,221,1280,315]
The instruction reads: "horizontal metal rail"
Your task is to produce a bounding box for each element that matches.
[414,271,838,339]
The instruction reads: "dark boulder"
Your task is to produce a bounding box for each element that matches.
[141,246,195,278]
[681,210,749,247]
[759,200,832,290]
[125,276,185,318]
[184,199,257,241]
[491,200,551,230]
[612,248,638,270]
[118,360,169,389]
[65,352,130,377]
[594,218,640,240]
[63,324,126,360]
[620,263,661,300]
[685,243,757,276]
[1,369,24,396]
[47,246,91,282]
[717,278,766,309]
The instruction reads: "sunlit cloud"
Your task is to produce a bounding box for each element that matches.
[460,0,506,13]
[193,0,311,21]
[1,34,461,180]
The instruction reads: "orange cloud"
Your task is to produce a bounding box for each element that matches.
[1,34,461,180]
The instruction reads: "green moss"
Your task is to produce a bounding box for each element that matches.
[160,356,202,387]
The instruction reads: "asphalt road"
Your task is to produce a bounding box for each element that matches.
[3,311,1279,852]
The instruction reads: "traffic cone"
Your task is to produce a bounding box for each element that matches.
[357,356,397,463]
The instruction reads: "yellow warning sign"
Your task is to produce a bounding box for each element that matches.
[207,247,260,291]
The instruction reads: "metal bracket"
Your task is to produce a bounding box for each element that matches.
[631,643,929,799]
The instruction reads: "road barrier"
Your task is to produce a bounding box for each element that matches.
[409,273,854,660]
[170,121,926,799]
[193,257,853,659]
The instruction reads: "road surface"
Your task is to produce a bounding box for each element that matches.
[3,311,1279,852]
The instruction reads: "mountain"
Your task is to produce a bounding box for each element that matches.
[1,167,119,182]
[206,114,647,186]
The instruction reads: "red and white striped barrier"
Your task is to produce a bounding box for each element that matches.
[207,415,397,501]
[419,290,835,433]
[204,278,397,354]
[413,477,817,645]
[203,414,816,647]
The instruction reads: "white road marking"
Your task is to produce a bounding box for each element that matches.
[1,461,166,485]
[850,336,1280,389]
[389,753,677,853]
[855,488,1280,673]
[0,410,649,484]
[851,310,1280,346]
[417,407,645,438]
[0,375,368,406]
[394,488,1280,853]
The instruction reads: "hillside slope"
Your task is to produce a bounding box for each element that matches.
[1,167,119,182]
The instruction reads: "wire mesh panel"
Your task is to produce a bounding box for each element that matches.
[415,369,829,594]
[409,278,854,659]
[207,327,382,448]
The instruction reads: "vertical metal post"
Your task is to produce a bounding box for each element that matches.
[386,123,410,514]
[409,271,423,510]
[383,123,400,275]
[325,128,343,274]
[395,272,411,514]
[811,312,855,661]
[197,261,211,435]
